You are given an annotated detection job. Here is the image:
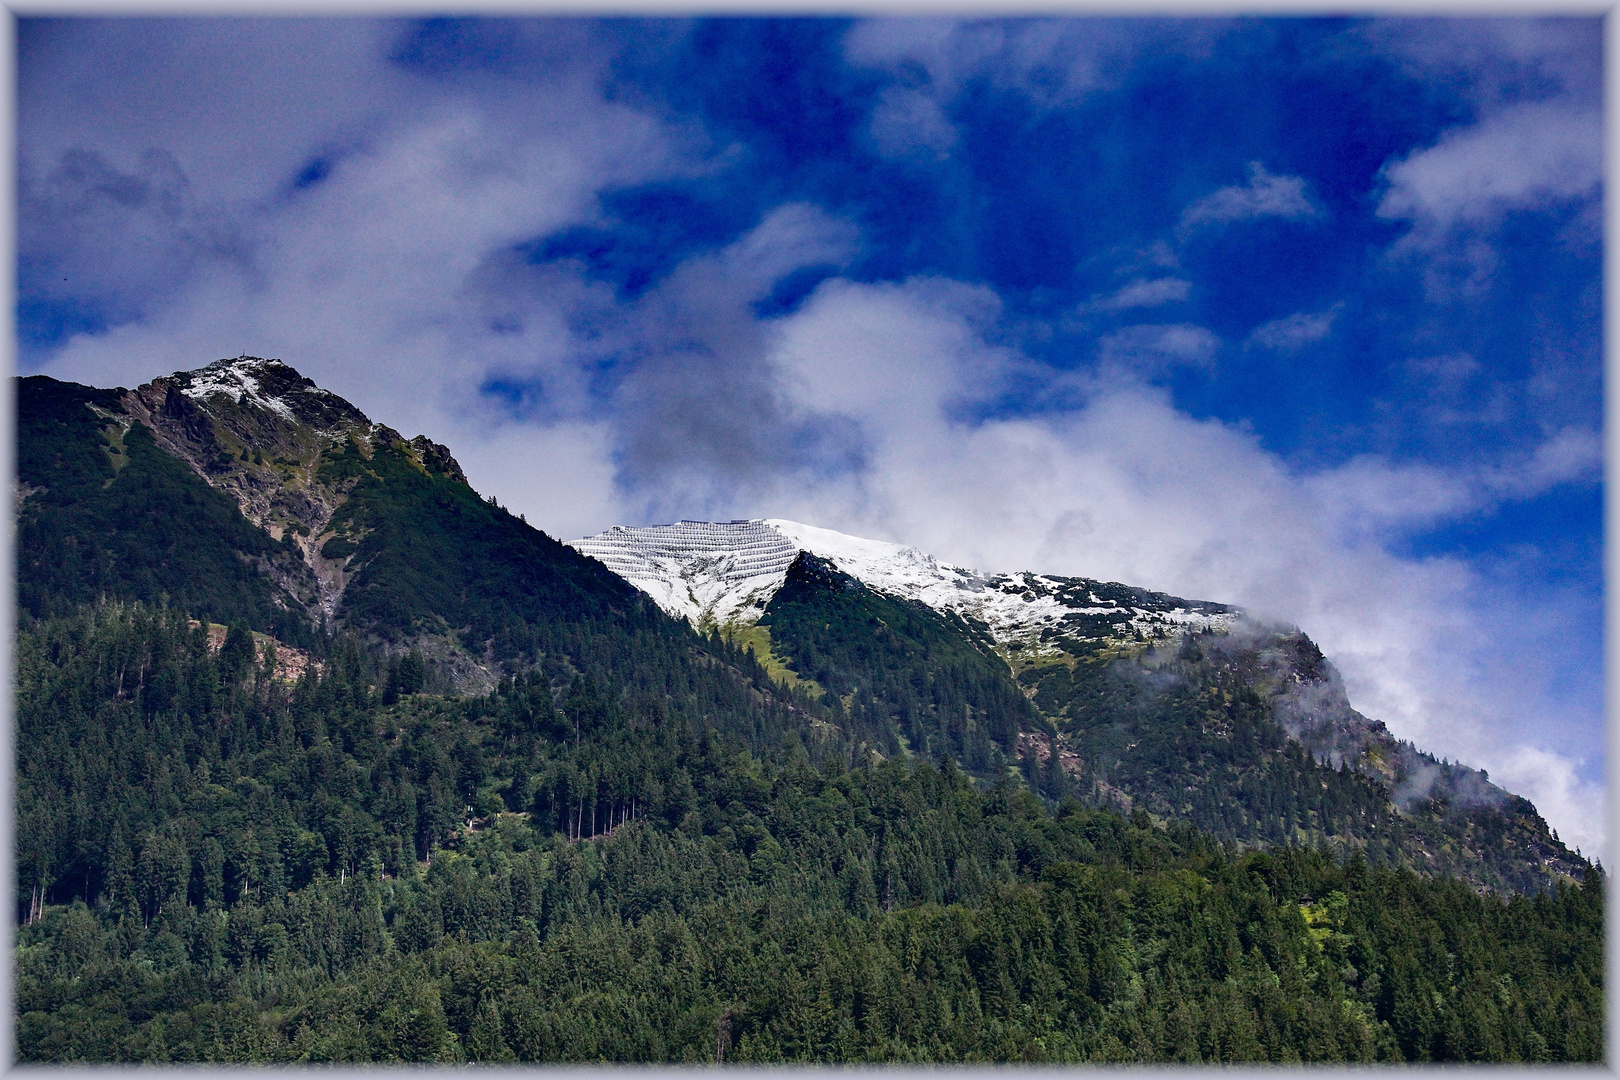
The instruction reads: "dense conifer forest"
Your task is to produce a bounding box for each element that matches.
[13,602,1604,1062]
[760,552,1036,771]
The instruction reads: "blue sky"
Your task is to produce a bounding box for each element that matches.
[17,16,1603,852]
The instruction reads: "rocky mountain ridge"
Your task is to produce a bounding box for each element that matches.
[568,517,1239,657]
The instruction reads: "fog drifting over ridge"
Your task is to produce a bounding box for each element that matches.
[23,16,1603,856]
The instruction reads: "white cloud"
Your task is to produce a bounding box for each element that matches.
[1179,162,1319,232]
[1487,425,1603,497]
[718,203,859,292]
[844,18,1111,108]
[1095,277,1191,311]
[18,148,250,332]
[1359,18,1600,114]
[1379,101,1601,237]
[1491,746,1605,859]
[843,17,1228,112]
[1247,306,1338,351]
[843,18,1233,168]
[1302,427,1600,543]
[772,276,1010,428]
[1369,24,1600,299]
[457,420,621,544]
[1095,323,1218,377]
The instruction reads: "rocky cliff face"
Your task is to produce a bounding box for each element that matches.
[118,356,465,626]
[1193,628,1586,884]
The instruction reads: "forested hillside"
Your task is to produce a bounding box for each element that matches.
[12,361,1603,1062]
[1014,632,1583,893]
[13,603,1603,1062]
[759,552,1036,772]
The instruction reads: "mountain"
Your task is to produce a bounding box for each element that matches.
[17,356,1585,891]
[12,357,1602,1063]
[21,358,692,690]
[17,372,323,646]
[569,518,1584,892]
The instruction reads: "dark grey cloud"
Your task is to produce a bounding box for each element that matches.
[19,148,250,344]
[480,204,869,520]
[20,18,406,203]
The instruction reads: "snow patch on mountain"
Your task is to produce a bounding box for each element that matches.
[181,356,301,421]
[568,520,800,627]
[568,518,1240,654]
[175,356,366,438]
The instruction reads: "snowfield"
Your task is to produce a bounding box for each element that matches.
[567,519,1240,656]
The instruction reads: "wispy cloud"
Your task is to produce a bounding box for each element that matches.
[1300,431,1599,544]
[866,86,957,161]
[1094,277,1191,311]
[1179,161,1319,232]
[1378,101,1601,240]
[1095,323,1219,378]
[1246,305,1339,351]
[1362,19,1601,297]
[844,18,1230,161]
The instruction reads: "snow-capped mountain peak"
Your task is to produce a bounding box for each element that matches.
[180,356,302,421]
[568,520,799,627]
[165,356,372,439]
[567,518,1239,658]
